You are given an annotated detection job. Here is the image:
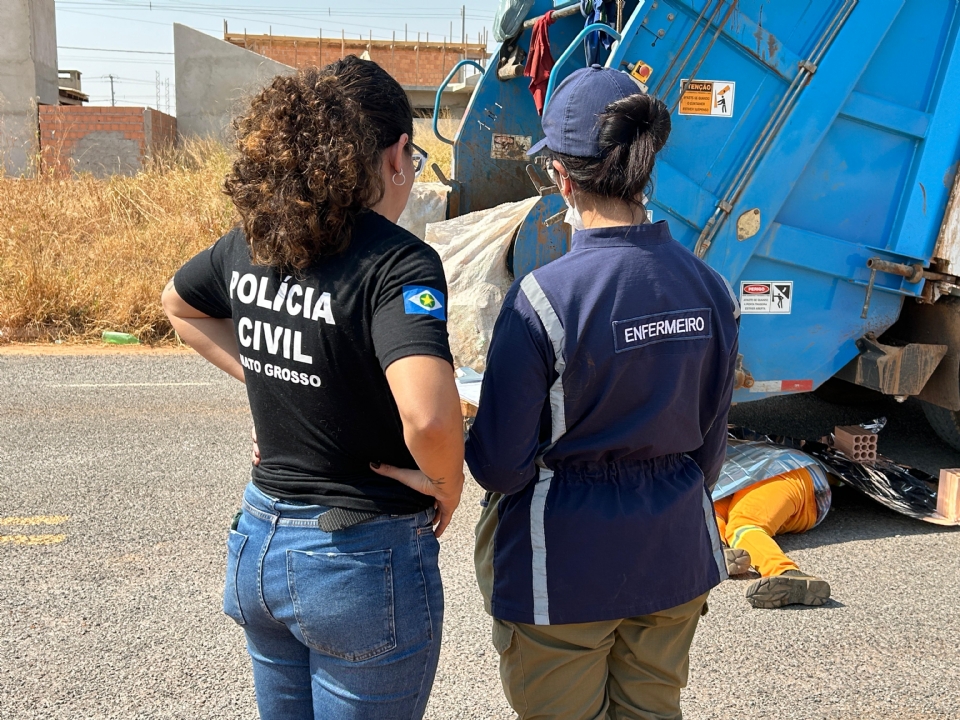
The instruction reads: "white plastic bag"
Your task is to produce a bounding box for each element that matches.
[426,196,540,370]
[397,183,450,240]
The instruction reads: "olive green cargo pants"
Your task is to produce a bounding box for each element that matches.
[490,593,709,720]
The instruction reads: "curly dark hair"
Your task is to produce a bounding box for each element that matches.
[224,56,413,269]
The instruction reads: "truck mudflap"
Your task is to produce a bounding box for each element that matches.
[881,297,960,411]
[835,334,947,399]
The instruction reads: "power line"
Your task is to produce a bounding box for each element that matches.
[58,8,219,31]
[88,95,167,99]
[59,56,175,65]
[60,0,490,19]
[57,45,174,54]
[58,3,490,38]
[58,7,418,39]
[89,75,174,84]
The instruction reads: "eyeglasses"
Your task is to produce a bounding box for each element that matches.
[409,141,429,178]
[546,163,566,187]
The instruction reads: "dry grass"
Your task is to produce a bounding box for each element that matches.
[414,117,457,183]
[0,140,235,344]
[0,124,458,345]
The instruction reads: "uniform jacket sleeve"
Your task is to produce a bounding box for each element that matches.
[689,338,739,491]
[465,287,554,495]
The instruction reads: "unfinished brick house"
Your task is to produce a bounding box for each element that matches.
[39,106,177,177]
[224,30,490,116]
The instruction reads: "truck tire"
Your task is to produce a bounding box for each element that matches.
[922,401,960,452]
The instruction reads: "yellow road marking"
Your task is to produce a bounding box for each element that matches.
[0,515,69,526]
[0,534,67,545]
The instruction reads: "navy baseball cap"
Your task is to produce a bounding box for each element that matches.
[528,65,644,158]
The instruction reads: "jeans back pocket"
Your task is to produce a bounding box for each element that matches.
[223,530,248,626]
[287,549,397,662]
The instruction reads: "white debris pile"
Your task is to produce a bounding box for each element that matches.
[397,183,450,240]
[426,197,540,370]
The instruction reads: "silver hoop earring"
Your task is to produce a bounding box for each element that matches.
[392,170,406,186]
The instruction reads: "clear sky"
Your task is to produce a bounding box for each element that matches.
[54,0,497,112]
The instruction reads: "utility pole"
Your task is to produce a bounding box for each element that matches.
[461,5,466,81]
[155,71,161,110]
[164,78,170,114]
[108,74,116,106]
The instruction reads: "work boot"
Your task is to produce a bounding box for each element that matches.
[723,545,752,576]
[745,570,831,609]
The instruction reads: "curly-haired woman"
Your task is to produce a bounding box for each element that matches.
[162,57,464,719]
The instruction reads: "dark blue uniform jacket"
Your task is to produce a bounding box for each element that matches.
[466,221,740,625]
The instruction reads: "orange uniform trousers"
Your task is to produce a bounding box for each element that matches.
[713,468,820,577]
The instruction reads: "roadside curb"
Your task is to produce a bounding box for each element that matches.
[0,344,192,357]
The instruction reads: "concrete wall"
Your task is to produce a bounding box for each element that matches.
[175,24,295,140]
[39,106,177,177]
[0,0,58,176]
[29,0,58,105]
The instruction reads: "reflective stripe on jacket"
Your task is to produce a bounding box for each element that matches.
[467,221,740,625]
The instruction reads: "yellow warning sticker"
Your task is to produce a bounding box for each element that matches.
[678,79,735,117]
[630,61,654,85]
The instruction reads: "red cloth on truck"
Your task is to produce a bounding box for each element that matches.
[524,10,557,115]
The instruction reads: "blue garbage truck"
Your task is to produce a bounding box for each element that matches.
[431,0,960,450]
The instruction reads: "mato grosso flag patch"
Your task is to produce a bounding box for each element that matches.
[402,286,446,320]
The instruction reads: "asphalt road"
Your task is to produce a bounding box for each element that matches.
[1,352,958,719]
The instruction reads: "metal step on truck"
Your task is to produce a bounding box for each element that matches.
[429,0,960,451]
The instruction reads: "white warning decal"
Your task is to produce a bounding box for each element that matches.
[740,281,793,314]
[678,79,735,117]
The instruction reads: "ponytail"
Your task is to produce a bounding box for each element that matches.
[548,93,671,204]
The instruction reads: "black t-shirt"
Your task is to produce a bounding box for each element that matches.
[174,210,453,514]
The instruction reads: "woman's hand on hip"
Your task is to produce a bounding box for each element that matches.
[251,425,261,466]
[370,463,462,538]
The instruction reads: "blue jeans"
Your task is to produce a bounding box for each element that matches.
[225,482,444,720]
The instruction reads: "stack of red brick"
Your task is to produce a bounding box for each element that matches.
[39,106,177,177]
